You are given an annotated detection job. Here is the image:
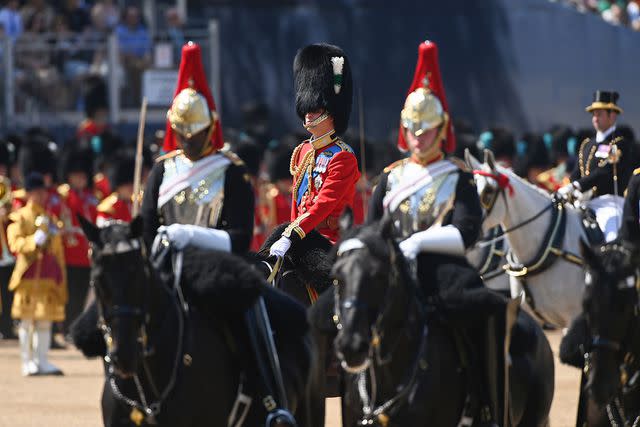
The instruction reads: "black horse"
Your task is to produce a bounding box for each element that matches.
[332,217,555,427]
[75,216,323,427]
[253,223,339,407]
[575,241,640,426]
[254,223,333,307]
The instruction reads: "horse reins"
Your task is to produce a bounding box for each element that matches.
[94,237,188,425]
[333,239,436,426]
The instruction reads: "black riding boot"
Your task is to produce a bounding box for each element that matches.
[244,304,297,427]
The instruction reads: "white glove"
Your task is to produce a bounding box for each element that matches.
[557,181,581,200]
[399,225,466,260]
[269,236,291,258]
[34,229,47,247]
[157,224,231,252]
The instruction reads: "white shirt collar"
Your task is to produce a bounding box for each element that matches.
[596,125,616,143]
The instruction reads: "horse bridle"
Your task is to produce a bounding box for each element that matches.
[334,237,431,425]
[91,236,187,425]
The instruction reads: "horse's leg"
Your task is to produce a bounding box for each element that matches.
[291,333,325,427]
[508,312,555,427]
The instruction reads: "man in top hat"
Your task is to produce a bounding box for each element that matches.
[8,172,67,376]
[559,91,636,241]
[96,149,136,226]
[57,145,98,331]
[364,40,506,426]
[268,43,360,261]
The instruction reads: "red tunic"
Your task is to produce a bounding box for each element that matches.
[94,173,111,202]
[96,193,132,226]
[285,133,360,244]
[58,186,97,267]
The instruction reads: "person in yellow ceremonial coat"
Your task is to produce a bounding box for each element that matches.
[8,172,67,376]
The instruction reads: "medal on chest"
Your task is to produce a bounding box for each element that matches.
[595,143,611,159]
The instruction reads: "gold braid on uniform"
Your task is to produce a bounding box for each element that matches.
[283,212,309,240]
[578,138,595,177]
[289,133,338,207]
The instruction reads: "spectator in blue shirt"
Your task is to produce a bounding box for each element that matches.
[0,0,23,41]
[116,6,151,107]
[116,6,150,59]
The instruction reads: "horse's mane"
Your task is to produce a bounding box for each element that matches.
[258,223,333,292]
[180,247,267,316]
[496,164,555,200]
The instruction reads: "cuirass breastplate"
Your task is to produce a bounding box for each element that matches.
[386,162,459,239]
[158,154,228,227]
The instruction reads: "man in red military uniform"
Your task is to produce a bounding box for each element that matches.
[57,145,98,331]
[96,150,135,226]
[270,43,360,258]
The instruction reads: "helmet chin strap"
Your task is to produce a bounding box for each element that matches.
[303,111,330,131]
[181,114,218,160]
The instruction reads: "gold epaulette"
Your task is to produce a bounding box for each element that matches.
[11,188,25,201]
[57,183,70,199]
[221,149,245,167]
[155,150,182,163]
[634,167,640,176]
[383,158,407,174]
[449,156,472,173]
[97,193,118,214]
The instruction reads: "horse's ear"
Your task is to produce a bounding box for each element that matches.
[78,214,101,245]
[579,239,599,269]
[129,216,144,238]
[484,149,497,171]
[339,207,354,235]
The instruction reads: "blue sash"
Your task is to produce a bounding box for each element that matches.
[296,144,347,206]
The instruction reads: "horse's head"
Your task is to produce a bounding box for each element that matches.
[332,213,410,373]
[79,216,149,378]
[580,239,639,407]
[467,148,511,230]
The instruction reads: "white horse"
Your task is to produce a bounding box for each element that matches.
[466,149,587,327]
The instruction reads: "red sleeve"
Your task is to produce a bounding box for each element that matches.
[296,152,359,236]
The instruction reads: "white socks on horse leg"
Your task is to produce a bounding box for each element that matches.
[33,321,63,375]
[18,319,38,376]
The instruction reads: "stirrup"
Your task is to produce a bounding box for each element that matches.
[265,409,297,427]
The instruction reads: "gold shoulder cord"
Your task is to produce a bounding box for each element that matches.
[578,138,595,177]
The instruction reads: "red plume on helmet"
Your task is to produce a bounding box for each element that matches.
[163,42,224,153]
[397,41,455,154]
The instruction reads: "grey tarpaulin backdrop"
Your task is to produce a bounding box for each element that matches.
[196,0,640,141]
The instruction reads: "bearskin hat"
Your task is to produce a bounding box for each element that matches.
[294,43,353,135]
[108,149,136,189]
[477,127,515,161]
[60,144,94,182]
[230,136,263,177]
[83,75,108,119]
[267,146,293,183]
[19,136,58,180]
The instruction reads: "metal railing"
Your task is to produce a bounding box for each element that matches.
[0,21,220,134]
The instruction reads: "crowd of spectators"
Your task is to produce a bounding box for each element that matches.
[0,0,184,113]
[555,0,640,30]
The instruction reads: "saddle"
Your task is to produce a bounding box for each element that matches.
[580,207,605,246]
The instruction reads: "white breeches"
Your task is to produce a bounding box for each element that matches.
[587,195,624,242]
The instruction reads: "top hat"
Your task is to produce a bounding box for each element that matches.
[585,91,623,114]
